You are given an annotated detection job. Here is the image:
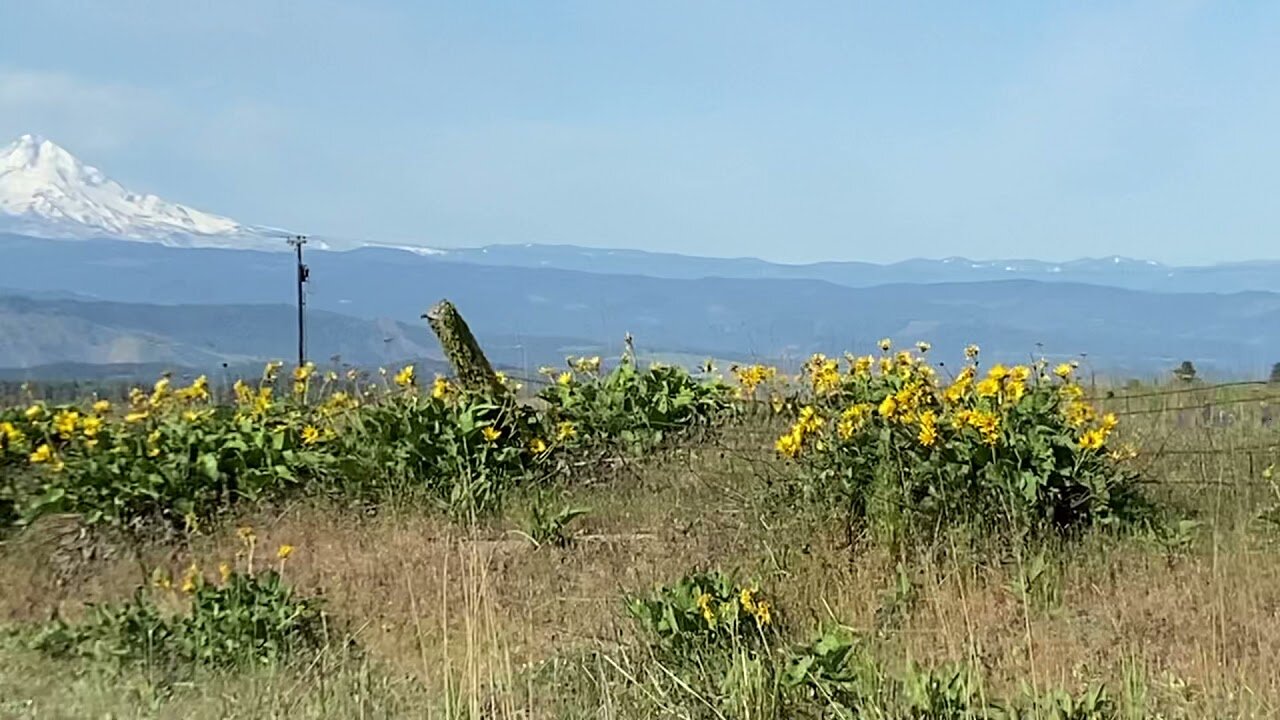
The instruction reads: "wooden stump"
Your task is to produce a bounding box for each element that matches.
[422,299,505,396]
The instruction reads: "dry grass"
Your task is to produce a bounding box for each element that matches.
[3,383,1280,718]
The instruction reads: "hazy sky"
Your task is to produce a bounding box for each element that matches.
[3,1,1277,264]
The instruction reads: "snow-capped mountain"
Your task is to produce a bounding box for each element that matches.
[0,134,292,250]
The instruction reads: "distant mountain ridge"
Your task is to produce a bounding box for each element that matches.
[2,235,1278,377]
[414,243,1280,294]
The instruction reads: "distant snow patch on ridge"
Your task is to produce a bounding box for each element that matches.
[363,243,449,256]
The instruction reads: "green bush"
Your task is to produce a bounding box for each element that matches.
[31,566,328,671]
[777,346,1150,546]
[625,570,775,656]
[336,385,550,516]
[540,355,734,454]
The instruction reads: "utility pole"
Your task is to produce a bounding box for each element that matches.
[287,235,309,368]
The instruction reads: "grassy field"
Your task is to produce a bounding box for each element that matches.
[2,367,1279,718]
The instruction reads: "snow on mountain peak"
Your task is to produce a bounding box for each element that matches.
[0,133,263,246]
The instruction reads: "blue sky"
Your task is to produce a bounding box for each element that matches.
[3,1,1277,264]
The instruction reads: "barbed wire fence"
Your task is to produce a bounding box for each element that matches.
[653,377,1280,492]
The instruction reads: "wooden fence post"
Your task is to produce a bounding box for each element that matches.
[422,299,506,396]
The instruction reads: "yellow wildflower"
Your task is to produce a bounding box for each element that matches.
[253,387,273,415]
[696,592,715,626]
[733,364,776,397]
[322,391,354,414]
[0,421,25,446]
[837,404,871,440]
[151,376,171,404]
[180,563,200,594]
[739,588,757,613]
[1054,362,1074,379]
[775,429,803,458]
[53,410,80,438]
[276,544,295,560]
[918,410,938,447]
[557,371,573,386]
[878,394,899,420]
[894,382,923,418]
[301,425,322,445]
[1079,428,1106,451]
[1009,365,1031,384]
[218,562,233,583]
[556,421,577,442]
[82,415,103,438]
[29,443,54,464]
[529,438,548,454]
[393,364,416,387]
[233,379,252,405]
[481,426,501,443]
[976,377,1001,399]
[944,368,974,405]
[124,410,149,423]
[808,355,842,395]
[796,406,823,434]
[1065,400,1095,427]
[176,375,210,402]
[24,404,44,420]
[754,600,772,626]
[967,411,1001,446]
[92,399,111,415]
[431,376,451,400]
[852,355,873,377]
[293,362,316,382]
[1006,380,1027,403]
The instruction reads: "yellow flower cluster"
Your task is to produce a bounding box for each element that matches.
[393,364,416,388]
[776,405,823,458]
[1079,412,1118,451]
[695,587,772,629]
[836,403,872,440]
[0,421,26,447]
[805,354,842,396]
[731,363,778,399]
[175,375,210,402]
[431,375,453,400]
[778,341,1116,459]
